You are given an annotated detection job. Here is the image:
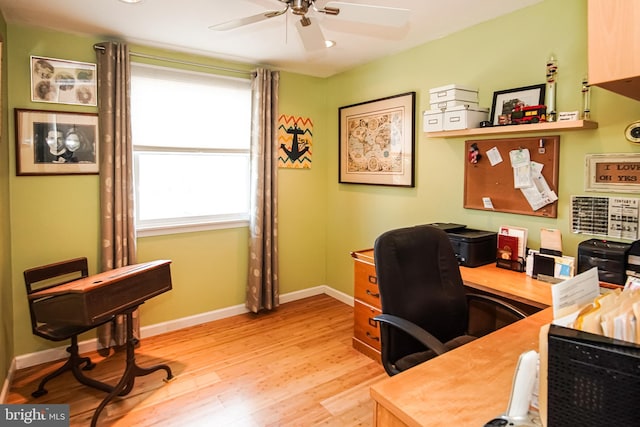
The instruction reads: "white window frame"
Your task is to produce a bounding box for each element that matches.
[130,63,252,237]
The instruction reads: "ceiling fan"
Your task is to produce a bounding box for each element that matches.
[209,0,410,51]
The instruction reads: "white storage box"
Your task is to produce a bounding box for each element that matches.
[429,84,478,105]
[443,106,489,131]
[423,109,444,132]
[430,99,479,110]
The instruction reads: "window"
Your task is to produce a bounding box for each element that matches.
[130,63,252,236]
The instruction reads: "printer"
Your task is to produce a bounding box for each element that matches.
[429,223,497,268]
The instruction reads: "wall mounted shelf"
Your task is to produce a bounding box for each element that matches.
[425,120,598,139]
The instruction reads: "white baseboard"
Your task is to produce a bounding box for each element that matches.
[0,358,16,403]
[318,285,354,307]
[11,286,354,371]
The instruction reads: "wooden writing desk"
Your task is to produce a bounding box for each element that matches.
[30,260,174,427]
[30,259,173,326]
[370,308,553,426]
[368,259,555,426]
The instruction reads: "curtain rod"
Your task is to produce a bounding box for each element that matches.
[93,44,255,77]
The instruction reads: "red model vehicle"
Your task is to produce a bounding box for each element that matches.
[511,104,547,124]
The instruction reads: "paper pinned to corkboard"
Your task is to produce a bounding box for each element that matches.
[464,135,560,218]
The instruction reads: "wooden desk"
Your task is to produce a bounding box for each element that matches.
[30,260,173,326]
[30,260,174,427]
[370,308,553,426]
[352,248,552,308]
[460,263,553,309]
[350,248,553,362]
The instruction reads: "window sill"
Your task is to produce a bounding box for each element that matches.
[137,219,249,237]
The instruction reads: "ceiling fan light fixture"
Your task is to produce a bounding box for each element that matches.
[118,0,143,4]
[295,16,326,51]
[291,0,310,15]
[300,16,312,27]
[318,6,340,16]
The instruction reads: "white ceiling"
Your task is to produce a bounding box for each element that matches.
[0,0,542,78]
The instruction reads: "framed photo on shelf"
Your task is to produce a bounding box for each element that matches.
[15,109,99,176]
[30,56,97,106]
[490,84,546,126]
[338,92,415,187]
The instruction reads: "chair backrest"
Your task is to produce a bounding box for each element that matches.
[374,225,468,364]
[24,257,89,339]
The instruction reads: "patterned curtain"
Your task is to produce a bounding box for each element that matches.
[94,42,139,351]
[246,69,280,313]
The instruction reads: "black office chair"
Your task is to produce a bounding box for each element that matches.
[24,257,113,397]
[373,225,527,376]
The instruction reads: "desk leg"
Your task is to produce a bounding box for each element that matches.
[91,307,173,427]
[32,336,114,397]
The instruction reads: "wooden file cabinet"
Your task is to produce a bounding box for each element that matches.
[351,249,382,362]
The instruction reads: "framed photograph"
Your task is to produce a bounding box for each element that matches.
[490,84,546,126]
[585,153,640,193]
[339,92,415,187]
[15,109,99,176]
[31,56,97,106]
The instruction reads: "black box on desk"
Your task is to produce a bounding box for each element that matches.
[577,238,630,285]
[446,228,497,268]
[626,239,640,277]
[547,325,640,426]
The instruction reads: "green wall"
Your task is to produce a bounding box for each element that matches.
[0,10,11,395]
[324,0,640,295]
[7,25,102,356]
[5,27,328,357]
[3,0,640,366]
[277,72,329,294]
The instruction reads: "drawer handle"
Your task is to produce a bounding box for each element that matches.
[366,331,380,341]
[366,289,380,298]
[368,275,377,285]
[368,318,378,328]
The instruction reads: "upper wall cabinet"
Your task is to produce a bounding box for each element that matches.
[588,0,640,101]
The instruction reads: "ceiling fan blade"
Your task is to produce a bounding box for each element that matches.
[294,17,327,51]
[209,8,286,31]
[325,2,410,27]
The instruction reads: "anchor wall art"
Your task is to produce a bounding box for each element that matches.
[278,114,312,169]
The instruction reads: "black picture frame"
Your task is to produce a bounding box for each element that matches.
[15,108,99,176]
[490,84,546,126]
[338,92,416,187]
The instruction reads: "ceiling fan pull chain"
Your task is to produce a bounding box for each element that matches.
[285,10,289,44]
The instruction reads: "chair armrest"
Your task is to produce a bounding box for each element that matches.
[374,313,448,355]
[465,293,528,319]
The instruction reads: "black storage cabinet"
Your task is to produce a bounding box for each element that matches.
[577,238,631,285]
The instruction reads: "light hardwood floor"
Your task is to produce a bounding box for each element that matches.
[7,294,386,426]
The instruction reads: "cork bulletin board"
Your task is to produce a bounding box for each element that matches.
[464,135,560,218]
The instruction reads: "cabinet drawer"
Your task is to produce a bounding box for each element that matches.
[354,301,382,351]
[354,260,381,308]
